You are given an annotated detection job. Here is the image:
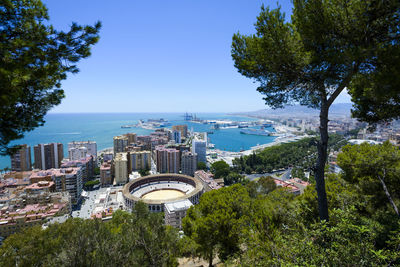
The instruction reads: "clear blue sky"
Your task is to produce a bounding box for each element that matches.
[44,0,351,113]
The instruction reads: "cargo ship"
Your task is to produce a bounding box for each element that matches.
[240,128,271,136]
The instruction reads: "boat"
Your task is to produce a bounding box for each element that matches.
[158,122,172,127]
[240,128,271,136]
[238,125,248,128]
[262,123,273,127]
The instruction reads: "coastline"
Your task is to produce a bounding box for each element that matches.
[207,134,311,166]
[240,134,310,156]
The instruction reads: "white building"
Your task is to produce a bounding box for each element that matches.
[114,152,128,185]
[68,146,88,161]
[68,141,97,161]
[164,199,193,229]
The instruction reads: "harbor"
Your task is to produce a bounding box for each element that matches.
[122,118,172,130]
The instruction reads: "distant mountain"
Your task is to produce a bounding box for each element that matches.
[234,103,352,118]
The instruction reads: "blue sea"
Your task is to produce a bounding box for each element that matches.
[0,113,276,169]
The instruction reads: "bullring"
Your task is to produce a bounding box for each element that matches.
[122,173,204,212]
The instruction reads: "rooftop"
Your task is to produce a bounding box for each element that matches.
[165,199,193,213]
[30,168,80,179]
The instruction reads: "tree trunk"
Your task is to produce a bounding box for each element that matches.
[377,173,400,217]
[315,102,330,221]
[208,251,213,267]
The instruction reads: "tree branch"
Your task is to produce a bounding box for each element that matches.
[377,170,400,218]
[327,64,359,108]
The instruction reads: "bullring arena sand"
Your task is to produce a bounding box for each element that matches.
[141,189,185,201]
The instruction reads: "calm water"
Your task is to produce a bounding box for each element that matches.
[0,113,276,169]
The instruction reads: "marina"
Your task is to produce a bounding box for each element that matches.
[122,118,172,130]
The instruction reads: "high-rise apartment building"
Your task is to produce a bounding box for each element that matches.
[34,143,63,170]
[68,146,87,161]
[61,156,94,183]
[172,125,188,138]
[123,133,137,145]
[155,145,180,173]
[181,151,197,176]
[114,152,128,185]
[10,144,32,172]
[113,136,129,154]
[68,141,97,161]
[29,168,83,205]
[128,151,151,172]
[173,130,181,144]
[100,161,112,186]
[192,139,206,163]
[136,135,152,151]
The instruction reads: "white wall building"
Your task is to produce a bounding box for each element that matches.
[68,141,97,161]
[68,146,88,161]
[114,152,128,185]
[164,199,193,229]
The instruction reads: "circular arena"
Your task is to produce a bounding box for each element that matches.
[122,174,204,212]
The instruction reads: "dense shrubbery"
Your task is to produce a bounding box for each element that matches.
[210,160,247,185]
[182,142,400,266]
[2,142,400,266]
[0,202,180,267]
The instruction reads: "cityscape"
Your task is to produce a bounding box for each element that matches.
[1,0,400,266]
[2,109,400,240]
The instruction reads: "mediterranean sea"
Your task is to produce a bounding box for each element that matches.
[0,113,276,169]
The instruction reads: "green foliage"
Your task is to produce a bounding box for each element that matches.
[139,168,150,177]
[297,173,365,225]
[291,167,306,180]
[337,142,400,213]
[210,160,230,179]
[245,176,277,198]
[232,0,400,221]
[232,0,400,112]
[94,167,100,176]
[349,19,400,125]
[224,172,247,186]
[241,178,399,266]
[197,161,207,171]
[84,179,100,188]
[0,0,101,154]
[183,170,400,265]
[0,202,179,266]
[233,135,345,174]
[244,207,388,266]
[182,185,251,265]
